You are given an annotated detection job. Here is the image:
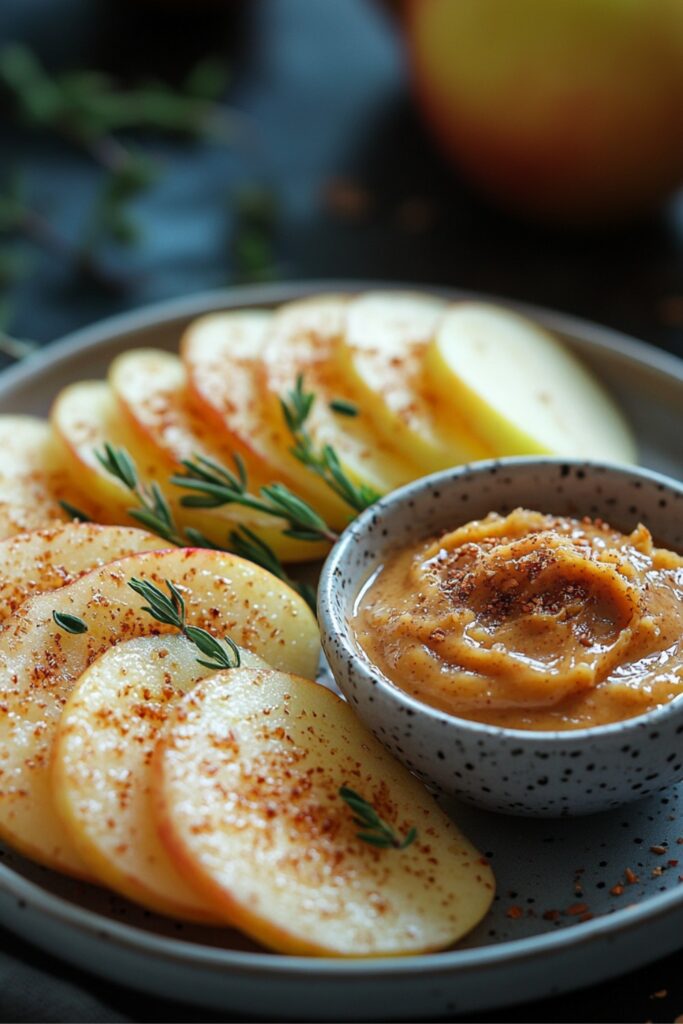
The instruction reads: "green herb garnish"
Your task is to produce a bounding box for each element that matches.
[329,398,358,417]
[281,376,379,513]
[95,443,185,546]
[339,786,417,850]
[127,577,240,671]
[58,499,91,523]
[52,610,88,634]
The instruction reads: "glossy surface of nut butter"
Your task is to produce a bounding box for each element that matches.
[354,509,683,731]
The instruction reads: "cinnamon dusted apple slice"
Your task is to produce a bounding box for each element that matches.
[50,380,156,525]
[181,310,348,527]
[425,302,636,460]
[259,297,419,526]
[53,635,269,921]
[108,348,328,563]
[338,291,490,471]
[0,546,319,877]
[153,669,495,956]
[0,416,83,539]
[0,522,159,622]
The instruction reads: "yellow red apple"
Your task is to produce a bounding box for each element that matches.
[405,0,683,223]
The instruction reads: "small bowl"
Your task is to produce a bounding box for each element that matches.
[318,458,683,817]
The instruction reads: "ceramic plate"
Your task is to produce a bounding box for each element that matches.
[0,282,682,1021]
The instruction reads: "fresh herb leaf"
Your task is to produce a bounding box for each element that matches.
[58,499,91,523]
[329,398,358,417]
[127,577,240,671]
[172,454,337,544]
[281,377,379,514]
[96,444,185,546]
[52,610,88,634]
[339,786,417,851]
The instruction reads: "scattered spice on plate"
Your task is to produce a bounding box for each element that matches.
[650,844,667,855]
[625,867,639,885]
[565,902,589,917]
[610,883,624,896]
[506,905,524,920]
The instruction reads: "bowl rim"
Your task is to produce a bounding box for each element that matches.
[318,455,683,744]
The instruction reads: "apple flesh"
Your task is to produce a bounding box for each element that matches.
[260,296,418,525]
[153,668,495,956]
[406,0,683,223]
[0,522,160,622]
[0,416,79,538]
[0,546,319,876]
[53,634,269,922]
[425,302,636,460]
[108,349,329,563]
[338,291,491,471]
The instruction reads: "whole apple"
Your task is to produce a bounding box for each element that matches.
[405,0,683,224]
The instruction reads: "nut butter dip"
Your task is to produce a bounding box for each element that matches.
[354,509,683,731]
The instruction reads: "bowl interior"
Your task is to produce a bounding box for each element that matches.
[328,459,683,636]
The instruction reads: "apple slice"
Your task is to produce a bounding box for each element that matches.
[260,297,419,524]
[0,522,160,622]
[0,546,319,877]
[181,310,348,527]
[50,380,157,525]
[425,302,637,460]
[153,669,495,957]
[339,291,491,471]
[108,349,327,563]
[53,635,268,921]
[0,416,84,539]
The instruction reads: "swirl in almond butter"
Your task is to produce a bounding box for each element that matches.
[354,509,683,731]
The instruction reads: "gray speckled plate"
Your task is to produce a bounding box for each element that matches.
[0,282,682,1021]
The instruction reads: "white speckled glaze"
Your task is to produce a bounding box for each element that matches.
[319,458,683,817]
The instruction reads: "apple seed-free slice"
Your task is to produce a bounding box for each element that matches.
[0,547,319,877]
[153,669,495,957]
[0,523,160,622]
[53,634,268,921]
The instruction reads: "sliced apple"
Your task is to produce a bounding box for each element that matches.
[108,349,328,563]
[153,668,495,956]
[50,380,156,525]
[0,522,160,622]
[260,296,419,525]
[425,302,637,460]
[53,634,268,921]
[0,546,319,877]
[181,311,277,486]
[181,310,348,527]
[0,415,85,539]
[339,291,491,471]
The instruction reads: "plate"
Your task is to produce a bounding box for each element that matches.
[1,281,682,1021]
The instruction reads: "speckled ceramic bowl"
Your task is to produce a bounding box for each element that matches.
[319,458,683,817]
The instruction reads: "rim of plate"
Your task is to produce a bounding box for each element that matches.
[1,279,683,980]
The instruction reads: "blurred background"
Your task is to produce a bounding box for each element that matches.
[0,0,681,363]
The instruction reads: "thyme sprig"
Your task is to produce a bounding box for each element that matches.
[95,443,185,545]
[128,577,240,671]
[339,786,417,851]
[94,443,316,613]
[172,452,337,545]
[0,45,232,159]
[281,376,379,513]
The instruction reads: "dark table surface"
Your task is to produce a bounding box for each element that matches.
[0,1,682,1021]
